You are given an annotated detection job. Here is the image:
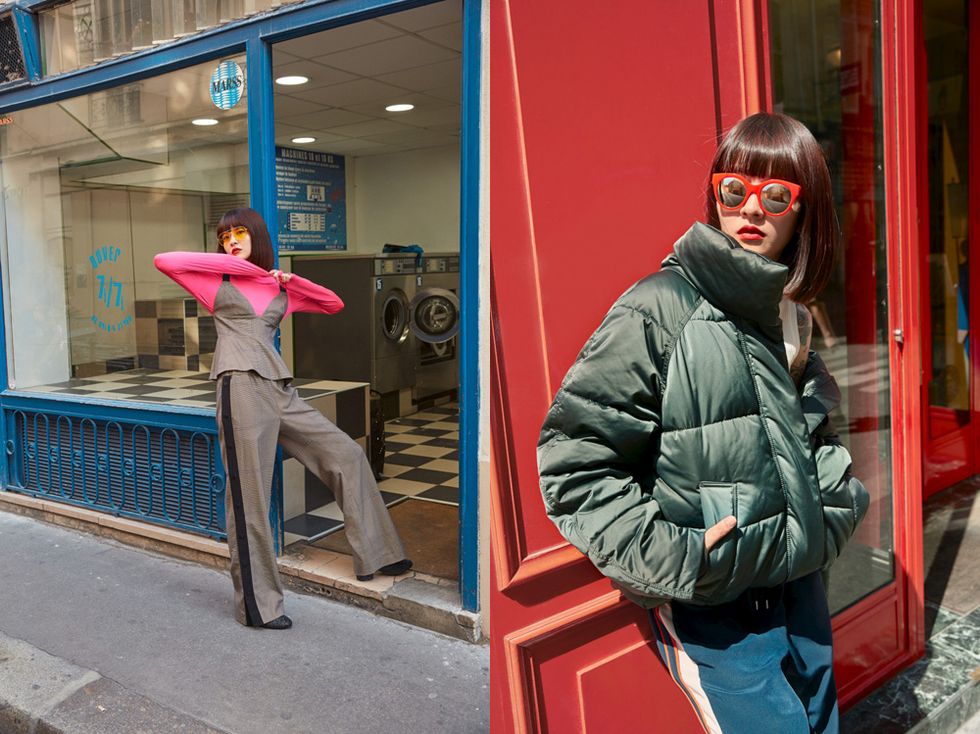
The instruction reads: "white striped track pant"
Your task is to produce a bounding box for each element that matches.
[216,370,406,626]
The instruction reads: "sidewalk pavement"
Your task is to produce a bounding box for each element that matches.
[958,708,980,734]
[0,510,489,734]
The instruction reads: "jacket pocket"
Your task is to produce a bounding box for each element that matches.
[699,481,737,528]
[695,482,739,598]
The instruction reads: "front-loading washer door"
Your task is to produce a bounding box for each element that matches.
[381,288,410,344]
[409,288,460,343]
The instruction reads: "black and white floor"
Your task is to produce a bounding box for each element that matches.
[282,404,459,546]
[26,369,361,409]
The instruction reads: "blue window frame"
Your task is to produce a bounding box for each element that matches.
[0,0,482,612]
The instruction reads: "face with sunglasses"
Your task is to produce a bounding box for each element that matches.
[712,172,802,261]
[218,225,252,261]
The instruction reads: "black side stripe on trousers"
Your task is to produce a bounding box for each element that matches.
[221,373,263,626]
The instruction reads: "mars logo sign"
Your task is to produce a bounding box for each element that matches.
[210,60,245,110]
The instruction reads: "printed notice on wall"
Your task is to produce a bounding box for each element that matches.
[275,146,347,251]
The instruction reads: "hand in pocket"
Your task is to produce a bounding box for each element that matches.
[705,515,737,552]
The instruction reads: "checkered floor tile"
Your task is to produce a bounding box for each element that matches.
[26,369,353,408]
[284,404,459,545]
[380,405,459,505]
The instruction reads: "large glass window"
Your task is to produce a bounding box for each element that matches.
[0,55,248,402]
[770,0,896,613]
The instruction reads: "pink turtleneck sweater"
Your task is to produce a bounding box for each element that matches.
[153,252,344,316]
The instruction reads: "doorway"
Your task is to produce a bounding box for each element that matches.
[921,0,979,499]
[268,1,465,588]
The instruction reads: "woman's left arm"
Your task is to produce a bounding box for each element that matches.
[800,348,871,568]
[280,273,345,315]
[798,349,842,434]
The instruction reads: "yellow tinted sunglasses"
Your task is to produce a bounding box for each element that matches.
[218,226,249,247]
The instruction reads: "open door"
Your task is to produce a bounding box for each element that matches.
[490,1,774,731]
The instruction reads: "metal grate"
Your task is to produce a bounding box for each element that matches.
[0,14,25,83]
[7,410,226,538]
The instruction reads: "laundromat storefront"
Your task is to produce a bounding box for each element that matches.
[0,0,481,613]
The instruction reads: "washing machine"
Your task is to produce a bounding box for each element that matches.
[372,255,419,393]
[290,254,419,395]
[411,254,460,402]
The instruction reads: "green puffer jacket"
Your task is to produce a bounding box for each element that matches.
[537,222,869,608]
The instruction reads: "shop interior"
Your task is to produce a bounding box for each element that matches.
[0,1,462,583]
[271,1,463,579]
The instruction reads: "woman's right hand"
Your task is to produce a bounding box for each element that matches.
[705,515,737,552]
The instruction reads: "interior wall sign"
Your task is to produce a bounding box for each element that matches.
[275,146,347,251]
[210,60,245,110]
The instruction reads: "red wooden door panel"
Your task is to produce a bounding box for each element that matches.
[489,1,769,731]
[490,1,926,729]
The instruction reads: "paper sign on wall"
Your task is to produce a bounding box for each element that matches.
[275,146,347,251]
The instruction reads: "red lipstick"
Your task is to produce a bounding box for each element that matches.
[737,225,765,241]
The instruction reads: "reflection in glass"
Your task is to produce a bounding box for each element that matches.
[195,0,219,30]
[924,1,970,440]
[131,0,154,50]
[770,0,895,614]
[172,0,197,37]
[0,57,249,392]
[39,0,283,75]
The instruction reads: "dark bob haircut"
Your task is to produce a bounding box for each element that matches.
[705,112,839,304]
[216,207,274,271]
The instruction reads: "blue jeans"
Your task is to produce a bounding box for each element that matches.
[649,572,838,734]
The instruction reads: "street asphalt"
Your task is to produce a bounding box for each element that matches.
[0,509,489,734]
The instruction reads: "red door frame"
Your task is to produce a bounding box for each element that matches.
[919,0,980,499]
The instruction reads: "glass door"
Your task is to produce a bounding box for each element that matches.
[921,0,978,498]
[770,0,896,617]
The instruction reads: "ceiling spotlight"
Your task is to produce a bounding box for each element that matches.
[292,136,316,144]
[276,75,309,86]
[385,103,414,112]
[192,118,219,126]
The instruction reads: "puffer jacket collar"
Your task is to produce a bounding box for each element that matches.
[661,222,788,341]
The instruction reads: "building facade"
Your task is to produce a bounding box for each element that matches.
[490,0,956,729]
[0,0,487,628]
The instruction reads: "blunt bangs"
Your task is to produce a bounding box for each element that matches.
[705,113,840,303]
[215,207,274,271]
[710,121,802,186]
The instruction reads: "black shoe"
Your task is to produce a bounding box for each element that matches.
[261,615,292,630]
[356,558,413,582]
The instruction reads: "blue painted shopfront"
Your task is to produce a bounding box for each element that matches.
[0,0,481,612]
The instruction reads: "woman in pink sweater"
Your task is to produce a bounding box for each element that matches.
[155,207,410,630]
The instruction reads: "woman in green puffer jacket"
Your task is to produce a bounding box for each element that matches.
[537,112,868,734]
